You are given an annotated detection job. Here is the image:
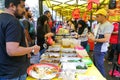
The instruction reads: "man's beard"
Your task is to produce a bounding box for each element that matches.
[28,14,32,18]
[14,10,25,19]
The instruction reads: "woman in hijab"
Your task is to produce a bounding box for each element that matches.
[37,15,53,52]
[76,20,88,49]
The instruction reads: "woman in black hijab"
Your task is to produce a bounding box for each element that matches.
[77,20,88,49]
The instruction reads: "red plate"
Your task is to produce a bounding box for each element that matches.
[27,63,59,79]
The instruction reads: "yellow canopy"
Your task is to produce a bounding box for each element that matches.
[43,0,109,19]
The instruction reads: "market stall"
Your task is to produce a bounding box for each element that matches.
[26,34,106,80]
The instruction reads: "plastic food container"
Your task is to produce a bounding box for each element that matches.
[41,52,61,59]
[62,53,77,57]
[40,58,60,66]
[60,57,81,62]
[61,48,75,53]
[61,62,88,73]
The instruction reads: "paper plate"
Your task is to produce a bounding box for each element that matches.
[27,63,59,79]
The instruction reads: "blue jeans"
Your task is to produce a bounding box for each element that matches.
[0,74,27,80]
[93,51,106,78]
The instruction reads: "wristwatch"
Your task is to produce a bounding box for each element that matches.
[32,47,34,53]
[30,47,35,55]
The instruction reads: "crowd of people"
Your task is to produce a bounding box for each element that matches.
[0,0,120,80]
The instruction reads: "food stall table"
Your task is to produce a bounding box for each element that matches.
[26,59,106,80]
[76,64,106,80]
[26,39,106,80]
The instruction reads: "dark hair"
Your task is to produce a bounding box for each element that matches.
[44,10,50,15]
[77,20,87,35]
[5,0,25,8]
[37,15,48,26]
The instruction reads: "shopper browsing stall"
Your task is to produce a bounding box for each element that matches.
[107,22,119,64]
[88,9,113,77]
[68,20,76,32]
[37,15,53,53]
[0,0,40,80]
[76,20,88,49]
[38,15,55,54]
[44,10,54,30]
[22,7,35,46]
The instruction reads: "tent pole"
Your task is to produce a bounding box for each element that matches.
[39,0,43,16]
[56,11,57,20]
[90,10,92,32]
[52,7,53,18]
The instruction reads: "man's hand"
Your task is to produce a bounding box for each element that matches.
[31,45,40,55]
[27,45,40,58]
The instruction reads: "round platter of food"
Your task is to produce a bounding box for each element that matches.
[27,63,59,79]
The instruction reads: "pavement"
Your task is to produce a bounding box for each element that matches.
[88,51,120,80]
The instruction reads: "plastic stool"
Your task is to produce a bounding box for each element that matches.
[111,62,120,80]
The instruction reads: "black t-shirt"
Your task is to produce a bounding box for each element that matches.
[0,13,30,79]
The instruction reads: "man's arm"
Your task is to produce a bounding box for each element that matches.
[88,33,111,43]
[95,33,111,42]
[6,42,40,56]
[95,24,114,42]
[88,23,113,43]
